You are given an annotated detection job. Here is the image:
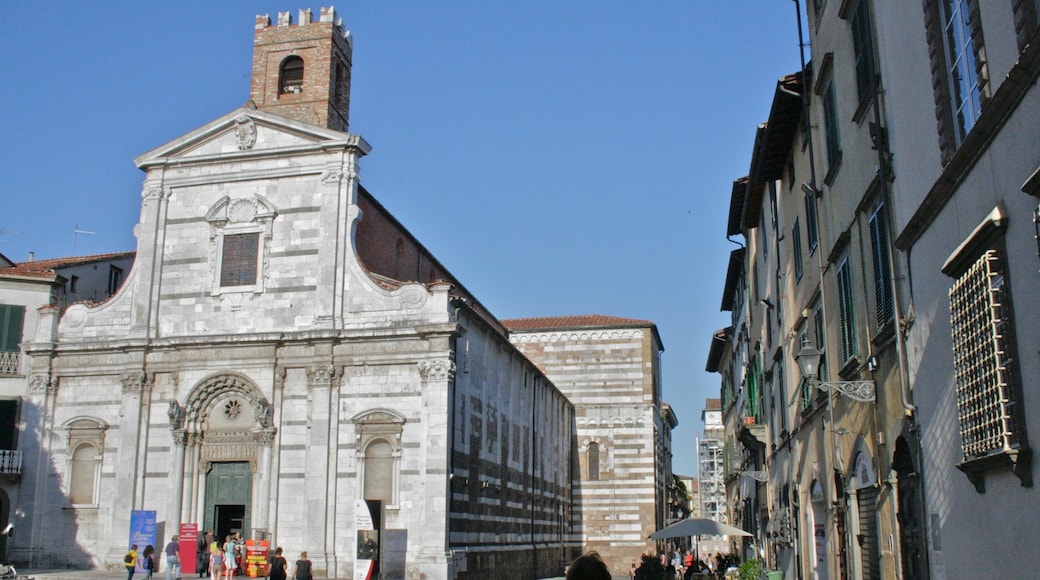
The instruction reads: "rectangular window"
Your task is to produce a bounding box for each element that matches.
[0,305,25,376]
[805,188,819,254]
[950,250,1021,459]
[814,309,828,380]
[793,218,804,281]
[851,0,877,103]
[220,233,260,287]
[0,305,25,353]
[837,259,857,362]
[938,0,984,144]
[69,275,79,294]
[823,81,842,170]
[107,266,124,295]
[869,204,895,329]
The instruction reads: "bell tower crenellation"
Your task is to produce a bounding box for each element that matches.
[250,6,352,132]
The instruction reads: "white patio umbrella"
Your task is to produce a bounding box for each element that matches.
[650,518,752,565]
[650,517,752,539]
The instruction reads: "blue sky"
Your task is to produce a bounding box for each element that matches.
[0,2,801,476]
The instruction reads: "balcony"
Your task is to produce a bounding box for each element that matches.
[0,450,22,478]
[0,350,21,376]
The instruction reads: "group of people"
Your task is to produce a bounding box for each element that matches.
[124,532,312,580]
[564,549,737,580]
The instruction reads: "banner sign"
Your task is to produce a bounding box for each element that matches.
[180,524,199,575]
[129,510,157,572]
[353,499,375,580]
[245,540,270,578]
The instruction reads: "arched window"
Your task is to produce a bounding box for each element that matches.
[364,440,394,503]
[63,417,107,507]
[69,443,98,505]
[279,56,304,94]
[587,442,600,481]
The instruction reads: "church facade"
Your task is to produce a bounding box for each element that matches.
[12,8,591,580]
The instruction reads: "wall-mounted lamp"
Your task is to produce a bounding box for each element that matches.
[800,182,821,197]
[796,338,876,402]
[740,470,769,482]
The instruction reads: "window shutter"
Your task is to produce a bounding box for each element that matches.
[0,305,25,352]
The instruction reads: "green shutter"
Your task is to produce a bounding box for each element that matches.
[0,305,26,352]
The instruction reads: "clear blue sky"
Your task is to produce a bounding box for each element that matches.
[0,2,801,476]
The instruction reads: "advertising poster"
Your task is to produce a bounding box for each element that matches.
[129,510,157,572]
[180,524,199,574]
[353,499,375,580]
[245,540,270,578]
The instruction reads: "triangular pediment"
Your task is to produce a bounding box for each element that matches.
[135,106,369,168]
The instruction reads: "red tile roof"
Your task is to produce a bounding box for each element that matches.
[0,251,135,281]
[705,398,722,410]
[501,314,654,331]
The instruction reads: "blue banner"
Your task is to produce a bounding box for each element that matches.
[129,510,157,571]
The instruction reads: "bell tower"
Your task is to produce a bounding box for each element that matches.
[250,7,352,132]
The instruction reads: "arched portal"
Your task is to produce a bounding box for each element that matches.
[180,373,274,542]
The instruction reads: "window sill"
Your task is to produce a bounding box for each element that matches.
[956,447,1032,493]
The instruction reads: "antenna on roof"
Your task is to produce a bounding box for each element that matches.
[72,226,95,255]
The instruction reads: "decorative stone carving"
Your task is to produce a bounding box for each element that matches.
[274,366,287,388]
[320,169,343,185]
[172,430,189,447]
[254,399,273,429]
[306,364,340,387]
[168,400,186,430]
[120,372,150,394]
[417,359,455,382]
[234,115,257,150]
[252,428,277,446]
[29,374,57,394]
[228,198,258,223]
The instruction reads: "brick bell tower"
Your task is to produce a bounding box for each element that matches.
[250,7,352,131]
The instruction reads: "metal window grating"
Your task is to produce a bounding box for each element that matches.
[949,250,1019,459]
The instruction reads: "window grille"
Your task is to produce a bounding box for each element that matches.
[950,250,1021,459]
[869,205,895,328]
[793,218,803,281]
[220,233,260,287]
[837,259,857,361]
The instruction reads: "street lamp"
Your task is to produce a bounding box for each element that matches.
[796,338,876,402]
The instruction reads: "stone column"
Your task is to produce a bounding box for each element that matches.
[171,430,187,532]
[252,429,276,534]
[305,363,340,574]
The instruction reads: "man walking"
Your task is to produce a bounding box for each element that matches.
[165,535,181,580]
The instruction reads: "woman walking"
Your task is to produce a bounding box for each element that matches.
[125,544,139,580]
[266,547,287,580]
[222,536,237,580]
[142,545,156,580]
[290,551,312,580]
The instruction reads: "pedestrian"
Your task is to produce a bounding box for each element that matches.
[634,553,665,580]
[143,545,156,580]
[222,536,237,580]
[290,551,312,580]
[165,535,181,580]
[565,552,611,580]
[125,544,139,580]
[209,547,223,580]
[266,547,287,580]
[197,532,211,578]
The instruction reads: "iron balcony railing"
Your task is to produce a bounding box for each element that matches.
[0,450,22,475]
[0,350,21,375]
